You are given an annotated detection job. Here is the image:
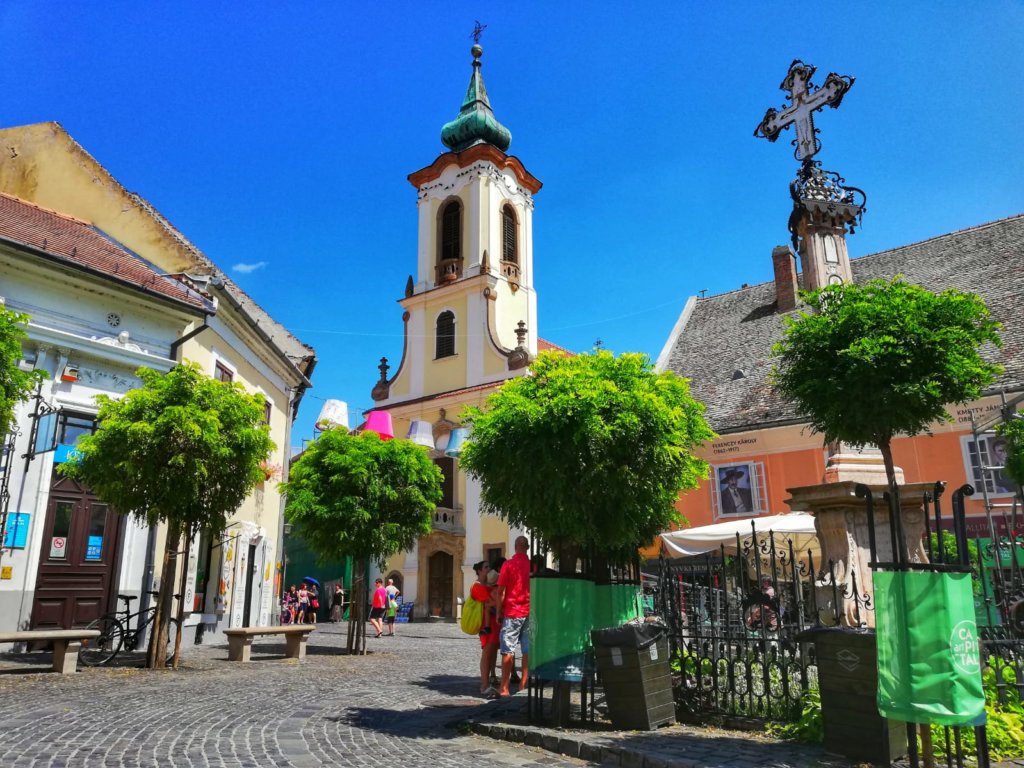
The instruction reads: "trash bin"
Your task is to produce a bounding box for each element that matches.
[798,627,906,764]
[591,621,675,730]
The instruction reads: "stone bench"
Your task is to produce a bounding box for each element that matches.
[0,629,101,674]
[222,625,315,662]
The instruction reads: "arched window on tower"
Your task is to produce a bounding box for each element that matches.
[500,204,521,290]
[436,311,456,359]
[437,201,463,284]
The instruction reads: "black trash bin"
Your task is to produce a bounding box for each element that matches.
[591,622,675,730]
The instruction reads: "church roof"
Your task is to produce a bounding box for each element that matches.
[659,214,1024,434]
[0,192,211,312]
[440,45,511,153]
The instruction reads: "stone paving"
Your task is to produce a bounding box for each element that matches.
[0,621,859,768]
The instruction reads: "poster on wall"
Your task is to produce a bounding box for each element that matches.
[216,536,236,615]
[712,461,768,518]
[961,435,1018,498]
[258,539,274,627]
[183,535,201,614]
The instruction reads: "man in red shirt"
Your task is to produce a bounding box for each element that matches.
[495,535,530,696]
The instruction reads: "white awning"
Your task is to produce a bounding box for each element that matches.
[659,512,818,559]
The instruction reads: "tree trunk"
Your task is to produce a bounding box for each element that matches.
[347,559,368,655]
[878,439,899,491]
[171,527,193,669]
[147,519,180,669]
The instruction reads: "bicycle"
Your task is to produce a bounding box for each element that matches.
[79,591,181,667]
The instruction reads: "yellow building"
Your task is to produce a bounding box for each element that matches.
[0,121,315,639]
[369,43,559,618]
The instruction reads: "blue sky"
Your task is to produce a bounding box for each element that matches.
[3,3,1022,445]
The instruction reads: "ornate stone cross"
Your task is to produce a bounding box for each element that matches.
[754,60,855,161]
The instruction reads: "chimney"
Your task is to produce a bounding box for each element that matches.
[772,245,798,313]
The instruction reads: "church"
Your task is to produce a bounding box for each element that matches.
[365,41,568,618]
[654,61,1023,539]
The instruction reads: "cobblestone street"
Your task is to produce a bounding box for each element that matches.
[0,622,583,768]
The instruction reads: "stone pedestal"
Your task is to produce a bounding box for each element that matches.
[785,481,931,628]
[823,442,904,486]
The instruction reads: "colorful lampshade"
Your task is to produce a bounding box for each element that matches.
[444,427,469,457]
[406,420,435,448]
[315,399,350,431]
[364,410,394,440]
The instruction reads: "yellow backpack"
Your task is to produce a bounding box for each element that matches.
[460,597,483,635]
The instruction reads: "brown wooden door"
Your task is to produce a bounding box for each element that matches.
[428,551,453,618]
[32,475,124,629]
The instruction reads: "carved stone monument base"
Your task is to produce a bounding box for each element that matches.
[823,442,904,485]
[786,481,931,628]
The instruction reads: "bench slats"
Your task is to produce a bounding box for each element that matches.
[0,630,100,642]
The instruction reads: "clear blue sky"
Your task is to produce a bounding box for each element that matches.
[3,2,1022,445]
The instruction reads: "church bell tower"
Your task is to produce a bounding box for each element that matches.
[372,41,543,404]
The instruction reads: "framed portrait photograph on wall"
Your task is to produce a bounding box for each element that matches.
[712,461,768,519]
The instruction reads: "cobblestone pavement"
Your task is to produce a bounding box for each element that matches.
[0,622,873,768]
[0,622,584,768]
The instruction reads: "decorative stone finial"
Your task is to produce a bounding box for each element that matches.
[371,357,391,401]
[405,275,414,298]
[507,320,533,370]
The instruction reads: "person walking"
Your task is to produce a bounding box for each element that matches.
[471,561,499,697]
[308,584,319,624]
[330,584,344,623]
[296,582,310,624]
[369,578,387,638]
[495,536,531,697]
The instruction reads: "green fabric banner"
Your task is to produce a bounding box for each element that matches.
[529,578,594,681]
[874,570,985,726]
[593,583,642,632]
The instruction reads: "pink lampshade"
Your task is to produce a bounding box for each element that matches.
[364,410,394,440]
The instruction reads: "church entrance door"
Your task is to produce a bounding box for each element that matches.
[427,551,453,618]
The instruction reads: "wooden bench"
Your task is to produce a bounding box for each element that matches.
[222,625,315,662]
[0,629,101,674]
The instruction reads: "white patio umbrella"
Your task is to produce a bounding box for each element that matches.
[659,512,820,567]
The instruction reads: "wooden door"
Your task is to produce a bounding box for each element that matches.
[427,551,453,618]
[31,475,124,629]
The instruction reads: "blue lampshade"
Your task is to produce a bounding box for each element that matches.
[406,420,434,448]
[444,427,469,457]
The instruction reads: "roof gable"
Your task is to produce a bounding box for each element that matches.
[661,215,1024,432]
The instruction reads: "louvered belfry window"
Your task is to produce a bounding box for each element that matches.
[436,311,456,358]
[441,201,461,262]
[501,205,517,264]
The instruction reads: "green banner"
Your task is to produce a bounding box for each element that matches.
[530,578,594,681]
[593,583,642,631]
[874,570,985,726]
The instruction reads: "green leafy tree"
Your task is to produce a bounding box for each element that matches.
[460,350,715,566]
[62,362,274,668]
[0,304,45,433]
[772,277,1002,488]
[282,428,443,654]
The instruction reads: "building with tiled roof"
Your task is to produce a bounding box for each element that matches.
[0,121,315,640]
[656,214,1024,533]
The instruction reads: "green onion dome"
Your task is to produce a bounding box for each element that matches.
[440,44,512,153]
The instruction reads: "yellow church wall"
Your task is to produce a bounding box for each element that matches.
[479,515,509,562]
[420,293,468,393]
[490,280,531,352]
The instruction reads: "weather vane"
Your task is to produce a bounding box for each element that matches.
[471,21,487,45]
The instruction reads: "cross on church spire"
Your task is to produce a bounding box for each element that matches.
[754,60,854,161]
[470,21,487,45]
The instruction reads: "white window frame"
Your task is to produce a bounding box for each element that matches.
[711,460,769,519]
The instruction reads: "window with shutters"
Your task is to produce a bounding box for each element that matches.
[434,457,456,509]
[440,201,461,262]
[501,205,517,264]
[436,311,456,359]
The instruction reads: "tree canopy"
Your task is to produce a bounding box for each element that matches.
[0,304,44,433]
[459,350,715,558]
[283,428,442,567]
[62,362,274,535]
[772,277,1002,485]
[995,415,1024,491]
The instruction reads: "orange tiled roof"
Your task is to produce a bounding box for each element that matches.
[0,192,208,310]
[538,338,572,354]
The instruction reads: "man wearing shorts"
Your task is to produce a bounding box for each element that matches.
[495,535,530,696]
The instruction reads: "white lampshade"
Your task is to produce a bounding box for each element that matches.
[315,400,350,431]
[406,420,435,448]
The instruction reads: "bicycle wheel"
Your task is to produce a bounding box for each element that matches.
[79,615,125,666]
